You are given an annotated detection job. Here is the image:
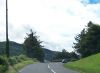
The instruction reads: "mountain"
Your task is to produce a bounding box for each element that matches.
[0,41,24,56]
[43,48,57,61]
[0,41,56,61]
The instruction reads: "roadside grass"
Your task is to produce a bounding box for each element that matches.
[8,55,38,73]
[64,53,100,73]
[9,59,37,73]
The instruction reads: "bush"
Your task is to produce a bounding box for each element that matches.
[18,55,28,61]
[0,65,8,73]
[0,56,8,73]
[9,55,32,65]
[0,56,7,65]
[32,58,38,62]
[9,56,18,65]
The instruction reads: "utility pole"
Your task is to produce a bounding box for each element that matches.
[6,0,9,58]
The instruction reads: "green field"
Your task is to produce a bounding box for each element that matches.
[64,53,100,73]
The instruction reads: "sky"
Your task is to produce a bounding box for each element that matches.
[0,0,100,52]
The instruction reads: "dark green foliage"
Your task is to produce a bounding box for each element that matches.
[43,48,56,61]
[69,52,79,60]
[24,30,44,62]
[53,52,62,60]
[9,55,31,66]
[53,49,70,60]
[0,41,24,56]
[61,49,70,59]
[33,47,44,62]
[18,55,28,61]
[24,30,41,49]
[52,49,79,62]
[9,56,18,65]
[0,56,8,66]
[74,21,100,57]
[0,56,8,73]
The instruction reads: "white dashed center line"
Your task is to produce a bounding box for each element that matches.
[48,64,56,73]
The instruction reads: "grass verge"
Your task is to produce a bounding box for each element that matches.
[9,60,37,73]
[8,55,38,73]
[64,53,100,73]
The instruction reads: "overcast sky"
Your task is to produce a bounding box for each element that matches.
[0,0,100,52]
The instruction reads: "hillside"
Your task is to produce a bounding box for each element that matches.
[0,41,24,56]
[0,41,56,61]
[43,48,57,61]
[64,53,100,73]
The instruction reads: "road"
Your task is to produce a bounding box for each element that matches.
[20,62,79,73]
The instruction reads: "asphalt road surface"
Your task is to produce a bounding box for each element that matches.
[20,62,79,73]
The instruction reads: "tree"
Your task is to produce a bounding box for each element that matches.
[52,49,70,60]
[73,28,87,57]
[69,52,79,60]
[74,21,100,57]
[61,49,70,59]
[24,30,44,62]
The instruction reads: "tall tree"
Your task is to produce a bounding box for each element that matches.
[69,52,79,60]
[74,21,100,57]
[61,49,70,59]
[53,49,70,60]
[24,30,44,62]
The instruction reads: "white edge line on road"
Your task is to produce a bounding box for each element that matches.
[48,64,56,73]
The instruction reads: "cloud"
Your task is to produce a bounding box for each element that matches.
[0,0,100,52]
